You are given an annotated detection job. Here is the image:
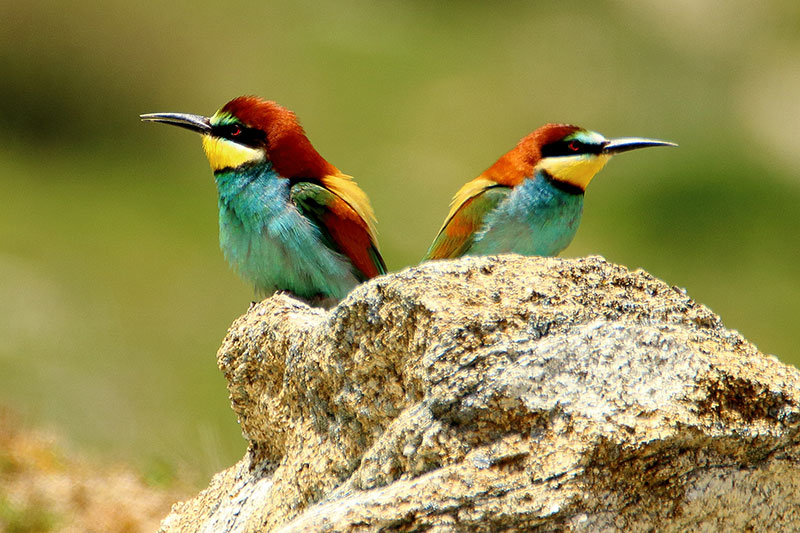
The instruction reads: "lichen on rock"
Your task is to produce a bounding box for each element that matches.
[160,255,800,532]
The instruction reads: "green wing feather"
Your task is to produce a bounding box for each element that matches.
[291,181,386,280]
[424,185,511,260]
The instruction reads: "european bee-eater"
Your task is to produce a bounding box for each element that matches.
[141,96,386,306]
[424,124,676,260]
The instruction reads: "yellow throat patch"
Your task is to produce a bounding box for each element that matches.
[201,136,265,172]
[536,153,611,191]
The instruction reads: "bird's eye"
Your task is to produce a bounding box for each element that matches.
[211,122,266,147]
[541,138,602,158]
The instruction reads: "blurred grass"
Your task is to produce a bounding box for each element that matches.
[1,0,798,484]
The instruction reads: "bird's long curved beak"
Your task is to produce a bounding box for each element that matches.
[603,137,678,155]
[140,112,212,135]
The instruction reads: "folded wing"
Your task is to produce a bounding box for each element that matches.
[291,179,386,280]
[425,180,511,260]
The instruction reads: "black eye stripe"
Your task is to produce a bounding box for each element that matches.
[541,139,603,158]
[211,123,266,148]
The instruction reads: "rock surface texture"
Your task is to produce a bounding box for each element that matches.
[160,255,800,532]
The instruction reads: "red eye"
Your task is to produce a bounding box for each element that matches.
[568,141,579,151]
[231,126,242,137]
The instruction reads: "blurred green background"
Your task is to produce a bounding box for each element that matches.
[1,1,798,486]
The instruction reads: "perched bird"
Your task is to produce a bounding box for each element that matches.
[424,124,676,260]
[141,96,386,306]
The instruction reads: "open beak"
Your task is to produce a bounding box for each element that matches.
[140,112,212,135]
[603,137,678,155]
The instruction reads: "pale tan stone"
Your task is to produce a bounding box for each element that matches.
[161,255,800,532]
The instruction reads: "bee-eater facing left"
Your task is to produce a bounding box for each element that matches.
[141,96,386,307]
[425,124,676,261]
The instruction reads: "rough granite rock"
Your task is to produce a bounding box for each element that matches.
[160,255,800,532]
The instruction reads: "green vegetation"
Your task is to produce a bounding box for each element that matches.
[1,1,798,485]
[0,494,58,533]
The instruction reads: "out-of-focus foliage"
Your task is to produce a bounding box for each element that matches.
[1,0,798,484]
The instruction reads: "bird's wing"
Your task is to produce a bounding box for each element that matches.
[424,178,511,260]
[291,180,387,280]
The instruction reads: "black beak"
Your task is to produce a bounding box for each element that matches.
[139,112,212,135]
[603,137,678,155]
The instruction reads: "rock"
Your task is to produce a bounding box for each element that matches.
[160,255,800,532]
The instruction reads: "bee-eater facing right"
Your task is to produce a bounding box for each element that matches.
[424,124,676,261]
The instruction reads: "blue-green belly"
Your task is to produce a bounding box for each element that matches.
[214,165,358,300]
[469,173,584,257]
